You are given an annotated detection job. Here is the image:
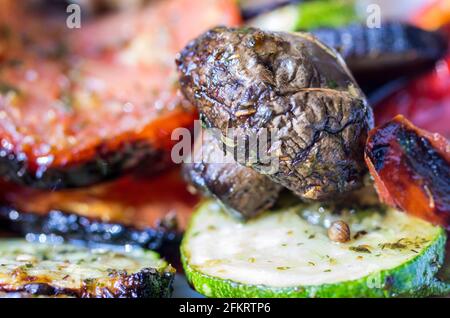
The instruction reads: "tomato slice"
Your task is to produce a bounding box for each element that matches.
[0,0,241,189]
[365,115,450,229]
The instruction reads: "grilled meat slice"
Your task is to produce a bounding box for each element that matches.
[177,27,373,201]
[183,130,282,218]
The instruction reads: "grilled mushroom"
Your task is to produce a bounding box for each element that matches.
[183,130,282,218]
[177,27,373,202]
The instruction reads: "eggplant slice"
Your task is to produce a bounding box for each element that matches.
[310,22,448,72]
[177,26,373,202]
[0,170,198,257]
[183,130,282,218]
[0,0,242,189]
[310,22,448,89]
[250,6,448,91]
[0,239,174,298]
[0,207,179,256]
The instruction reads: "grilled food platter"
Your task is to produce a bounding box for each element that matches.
[0,0,448,298]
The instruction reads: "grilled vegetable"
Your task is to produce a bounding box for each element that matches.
[0,170,197,252]
[311,22,448,75]
[0,170,197,255]
[177,26,373,202]
[0,170,197,230]
[249,4,448,91]
[183,130,282,219]
[0,0,240,189]
[182,200,449,298]
[0,207,179,257]
[0,239,174,298]
[365,115,450,230]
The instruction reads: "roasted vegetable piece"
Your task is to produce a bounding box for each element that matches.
[311,22,448,74]
[0,170,198,254]
[310,22,448,91]
[0,240,174,298]
[0,0,240,189]
[374,56,450,138]
[365,115,450,229]
[177,27,373,201]
[182,200,449,298]
[249,5,447,91]
[0,207,180,257]
[183,130,282,218]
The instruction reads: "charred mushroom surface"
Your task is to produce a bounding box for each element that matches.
[177,27,373,201]
[183,130,282,218]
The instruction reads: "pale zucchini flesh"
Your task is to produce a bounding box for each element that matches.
[0,240,175,298]
[182,201,449,298]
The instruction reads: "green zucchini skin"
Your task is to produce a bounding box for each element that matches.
[182,201,450,298]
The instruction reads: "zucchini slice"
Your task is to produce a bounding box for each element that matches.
[0,240,174,298]
[182,201,449,298]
